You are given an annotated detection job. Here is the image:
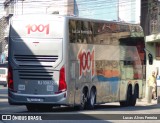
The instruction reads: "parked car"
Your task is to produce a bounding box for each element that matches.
[0,67,8,87]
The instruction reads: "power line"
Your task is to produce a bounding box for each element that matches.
[4,0,138,7]
[21,0,137,7]
[14,1,140,13]
[0,0,144,11]
[0,0,149,7]
[15,0,138,11]
[0,0,149,20]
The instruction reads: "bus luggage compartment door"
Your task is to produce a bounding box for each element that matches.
[13,69,59,95]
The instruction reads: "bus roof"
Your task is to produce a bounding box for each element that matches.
[11,14,140,25]
[10,14,144,38]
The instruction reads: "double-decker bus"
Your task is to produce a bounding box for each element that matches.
[8,14,146,111]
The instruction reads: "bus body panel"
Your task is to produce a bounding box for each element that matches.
[8,15,68,105]
[69,43,121,104]
[10,38,63,67]
[8,14,145,107]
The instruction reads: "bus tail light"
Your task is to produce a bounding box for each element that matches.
[55,66,67,94]
[8,65,13,90]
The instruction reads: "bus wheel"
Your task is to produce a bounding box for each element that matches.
[79,91,87,110]
[119,101,124,107]
[4,84,7,87]
[88,89,96,109]
[120,86,132,107]
[130,87,138,106]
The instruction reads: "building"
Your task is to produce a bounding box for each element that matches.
[4,0,74,16]
[0,17,8,63]
[141,0,160,99]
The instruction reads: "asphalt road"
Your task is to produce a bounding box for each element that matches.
[0,86,160,123]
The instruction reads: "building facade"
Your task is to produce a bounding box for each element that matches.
[0,16,8,63]
[4,0,74,16]
[141,0,160,98]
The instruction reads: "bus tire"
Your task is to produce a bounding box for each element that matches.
[120,101,126,107]
[120,86,132,107]
[87,89,96,109]
[130,87,138,106]
[79,90,87,110]
[4,84,7,87]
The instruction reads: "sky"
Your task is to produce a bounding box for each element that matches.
[75,0,140,23]
[75,0,118,21]
[0,0,140,23]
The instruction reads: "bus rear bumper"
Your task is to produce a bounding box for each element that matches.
[8,91,67,105]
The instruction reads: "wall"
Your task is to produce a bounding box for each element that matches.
[0,17,8,63]
[145,40,160,99]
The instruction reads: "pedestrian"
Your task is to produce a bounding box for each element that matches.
[147,71,157,100]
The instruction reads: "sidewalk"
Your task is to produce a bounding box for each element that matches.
[137,98,160,106]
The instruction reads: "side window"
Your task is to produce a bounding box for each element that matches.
[76,20,81,43]
[69,20,76,43]
[80,21,94,44]
[81,21,88,43]
[93,22,103,44]
[69,20,95,44]
[88,22,94,44]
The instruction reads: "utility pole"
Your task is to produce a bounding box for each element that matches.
[140,0,150,36]
[22,0,23,14]
[14,0,17,15]
[117,0,119,21]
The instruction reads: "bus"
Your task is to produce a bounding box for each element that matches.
[8,14,146,111]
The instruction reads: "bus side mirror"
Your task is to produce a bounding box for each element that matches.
[148,53,153,65]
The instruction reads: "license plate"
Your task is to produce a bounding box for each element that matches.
[27,98,44,102]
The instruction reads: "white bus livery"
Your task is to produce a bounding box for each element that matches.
[8,14,146,111]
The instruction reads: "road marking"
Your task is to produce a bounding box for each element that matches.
[0,99,8,102]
